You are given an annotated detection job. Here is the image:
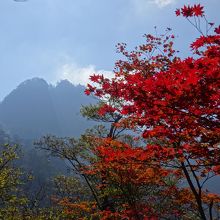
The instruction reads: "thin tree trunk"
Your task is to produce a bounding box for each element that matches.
[181,162,207,220]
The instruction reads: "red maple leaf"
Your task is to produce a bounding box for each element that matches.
[89,74,102,82]
[181,5,193,17]
[193,4,204,17]
[214,25,220,34]
[175,9,181,16]
[84,89,91,95]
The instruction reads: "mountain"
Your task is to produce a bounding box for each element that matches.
[0,78,95,139]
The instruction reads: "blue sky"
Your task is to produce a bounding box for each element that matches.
[0,0,219,100]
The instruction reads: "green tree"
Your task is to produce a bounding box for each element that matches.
[0,144,28,219]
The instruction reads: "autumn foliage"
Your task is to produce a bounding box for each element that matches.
[83,3,220,220]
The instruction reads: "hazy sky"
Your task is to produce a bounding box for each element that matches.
[0,0,219,100]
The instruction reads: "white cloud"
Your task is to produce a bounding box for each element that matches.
[131,0,176,12]
[151,0,176,7]
[56,63,113,86]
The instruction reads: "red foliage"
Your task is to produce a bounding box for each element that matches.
[176,4,204,17]
[84,138,195,219]
[85,3,220,219]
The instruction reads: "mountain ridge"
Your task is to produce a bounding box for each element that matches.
[0,77,94,139]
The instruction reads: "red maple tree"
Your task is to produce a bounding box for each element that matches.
[85,4,220,220]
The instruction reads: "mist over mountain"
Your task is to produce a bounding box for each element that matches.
[0,77,95,139]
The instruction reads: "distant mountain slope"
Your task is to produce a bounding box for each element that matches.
[0,78,95,139]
